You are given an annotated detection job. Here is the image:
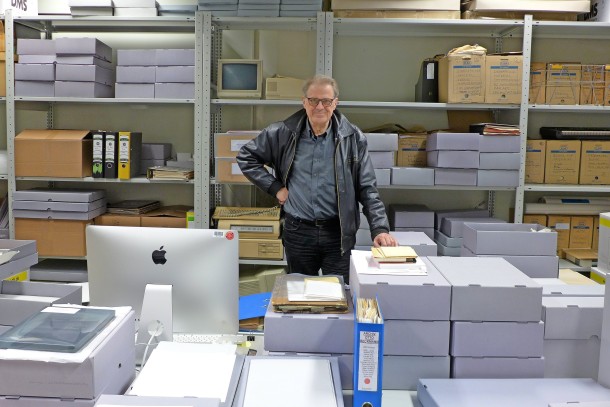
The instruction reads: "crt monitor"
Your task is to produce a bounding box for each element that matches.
[86,225,239,335]
[217,59,263,99]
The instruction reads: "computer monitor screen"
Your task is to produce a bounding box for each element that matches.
[217,59,263,99]
[86,226,239,335]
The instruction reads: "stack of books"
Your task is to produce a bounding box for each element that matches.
[106,200,160,215]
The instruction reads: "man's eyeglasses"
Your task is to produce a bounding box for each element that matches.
[306,97,335,107]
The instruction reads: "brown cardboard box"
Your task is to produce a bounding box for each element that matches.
[214,132,257,158]
[529,62,546,104]
[15,129,93,178]
[525,139,546,183]
[523,214,548,226]
[215,157,249,183]
[396,134,427,167]
[15,218,91,257]
[438,54,486,103]
[580,64,605,105]
[140,205,189,228]
[579,140,610,184]
[335,10,460,18]
[239,238,284,260]
[548,215,571,257]
[94,213,141,227]
[604,64,610,106]
[544,140,581,184]
[546,63,581,105]
[217,219,280,239]
[0,51,6,97]
[569,216,594,248]
[593,216,600,251]
[485,54,523,104]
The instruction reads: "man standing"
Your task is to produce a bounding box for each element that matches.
[237,74,396,282]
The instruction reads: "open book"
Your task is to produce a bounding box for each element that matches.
[371,246,418,263]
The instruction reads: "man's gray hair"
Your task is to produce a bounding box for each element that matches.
[302,74,340,98]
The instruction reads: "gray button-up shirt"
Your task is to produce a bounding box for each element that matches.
[284,121,338,221]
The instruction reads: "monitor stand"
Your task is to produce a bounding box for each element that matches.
[137,284,173,365]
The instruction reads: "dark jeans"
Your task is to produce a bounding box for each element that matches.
[282,214,352,284]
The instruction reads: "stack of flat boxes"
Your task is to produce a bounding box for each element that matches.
[365,132,398,187]
[55,38,114,98]
[140,143,172,176]
[349,250,452,390]
[238,0,281,16]
[214,132,257,183]
[198,0,239,16]
[478,134,520,187]
[279,0,322,16]
[460,222,559,279]
[436,216,505,256]
[389,204,435,239]
[13,189,106,258]
[155,49,195,99]
[15,39,56,97]
[392,133,431,186]
[429,256,545,379]
[116,50,156,98]
[432,208,489,257]
[426,132,479,186]
[113,0,158,17]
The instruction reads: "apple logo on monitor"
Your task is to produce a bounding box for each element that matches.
[152,246,167,265]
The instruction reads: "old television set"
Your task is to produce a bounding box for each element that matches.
[217,59,263,99]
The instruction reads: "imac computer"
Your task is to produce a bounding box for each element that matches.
[86,226,239,343]
[217,59,263,99]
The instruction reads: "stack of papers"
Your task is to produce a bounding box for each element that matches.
[107,200,160,215]
[271,274,348,313]
[288,277,344,302]
[366,255,428,276]
[147,166,194,181]
[371,246,418,264]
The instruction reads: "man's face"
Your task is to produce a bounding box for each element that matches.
[302,83,337,130]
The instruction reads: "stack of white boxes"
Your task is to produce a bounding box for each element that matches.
[477,134,520,187]
[432,208,489,256]
[116,49,156,98]
[390,231,437,256]
[365,132,398,187]
[426,132,480,186]
[155,49,195,99]
[437,216,505,256]
[140,143,172,176]
[429,256,545,379]
[68,0,113,16]
[113,0,158,16]
[198,0,239,16]
[12,188,107,223]
[55,38,114,98]
[460,222,559,278]
[15,39,56,97]
[389,204,435,239]
[237,0,281,16]
[279,0,323,16]
[349,250,452,390]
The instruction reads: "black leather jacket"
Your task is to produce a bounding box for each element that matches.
[236,108,390,254]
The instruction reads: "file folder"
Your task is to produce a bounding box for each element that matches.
[353,297,384,407]
[92,130,105,178]
[105,131,118,178]
[118,131,143,180]
[415,58,439,103]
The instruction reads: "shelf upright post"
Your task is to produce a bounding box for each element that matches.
[198,11,212,229]
[5,9,16,238]
[319,11,332,76]
[515,14,534,223]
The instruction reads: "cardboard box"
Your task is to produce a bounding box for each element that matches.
[239,238,283,260]
[547,215,571,257]
[116,66,156,83]
[217,219,280,239]
[0,307,135,399]
[546,63,581,105]
[545,140,581,184]
[333,10,460,18]
[485,54,523,104]
[15,80,54,97]
[605,64,610,106]
[215,157,249,183]
[363,133,398,151]
[374,168,391,185]
[580,140,610,184]
[15,218,91,257]
[478,153,520,170]
[55,64,114,85]
[389,204,434,228]
[427,150,479,168]
[462,222,557,256]
[55,38,112,62]
[15,129,93,178]
[569,216,594,249]
[479,135,520,153]
[529,62,546,104]
[391,167,434,186]
[384,319,449,356]
[117,49,156,66]
[434,229,462,248]
[581,64,605,105]
[435,208,489,230]
[330,0,460,10]
[140,205,189,228]
[155,65,195,83]
[477,169,519,187]
[438,54,486,103]
[426,132,480,151]
[16,39,55,55]
[396,134,427,167]
[440,217,505,238]
[389,231,437,256]
[350,251,451,321]
[214,133,256,158]
[15,63,55,81]
[154,83,194,99]
[523,214,548,226]
[115,83,155,98]
[451,357,544,379]
[428,256,543,322]
[434,168,477,186]
[55,81,114,98]
[369,151,395,168]
[155,49,195,66]
[451,321,544,357]
[526,139,546,183]
[56,56,112,68]
[94,213,141,227]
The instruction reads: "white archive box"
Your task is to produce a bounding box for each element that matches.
[451,357,544,379]
[543,296,603,379]
[478,152,520,170]
[374,168,391,186]
[478,135,520,153]
[434,208,489,229]
[427,150,479,169]
[461,247,559,278]
[428,256,542,322]
[389,204,435,228]
[363,133,398,151]
[0,395,100,407]
[542,284,605,297]
[389,231,437,256]
[391,167,435,186]
[0,306,136,400]
[426,132,480,151]
[462,222,557,256]
[440,217,505,238]
[349,251,451,321]
[385,319,449,356]
[451,321,544,357]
